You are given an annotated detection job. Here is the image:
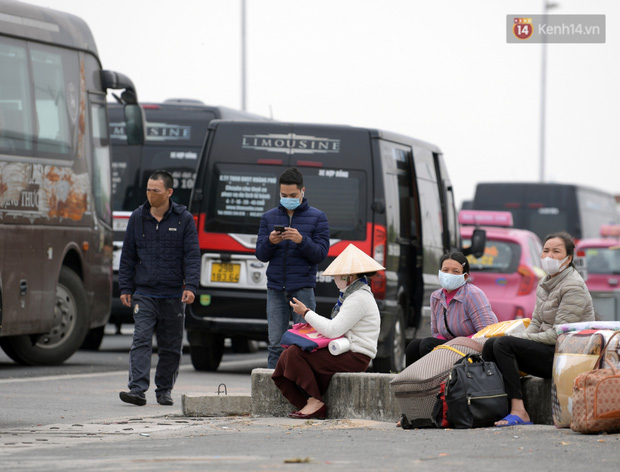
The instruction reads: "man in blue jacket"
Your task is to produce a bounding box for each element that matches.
[256,168,330,368]
[118,170,200,406]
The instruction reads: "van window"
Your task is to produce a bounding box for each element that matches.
[464,239,520,273]
[204,163,367,240]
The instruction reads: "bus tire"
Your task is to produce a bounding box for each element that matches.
[372,307,406,373]
[0,267,89,365]
[189,334,225,371]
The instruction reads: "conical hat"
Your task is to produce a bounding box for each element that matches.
[323,244,385,276]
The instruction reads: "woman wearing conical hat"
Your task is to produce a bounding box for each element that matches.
[271,244,384,419]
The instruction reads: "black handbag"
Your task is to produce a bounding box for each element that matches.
[445,354,509,428]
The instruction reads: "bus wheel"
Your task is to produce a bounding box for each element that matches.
[0,267,89,365]
[373,307,406,373]
[189,334,225,371]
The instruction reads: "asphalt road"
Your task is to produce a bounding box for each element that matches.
[1,328,619,471]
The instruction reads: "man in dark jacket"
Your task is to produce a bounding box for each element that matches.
[118,170,200,406]
[256,168,330,368]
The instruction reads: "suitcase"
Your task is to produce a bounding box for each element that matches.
[390,337,484,428]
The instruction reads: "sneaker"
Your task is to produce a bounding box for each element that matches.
[119,391,146,406]
[157,392,174,406]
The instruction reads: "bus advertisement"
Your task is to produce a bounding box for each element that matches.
[0,0,145,363]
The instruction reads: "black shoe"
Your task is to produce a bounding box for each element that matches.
[157,392,173,405]
[119,391,146,406]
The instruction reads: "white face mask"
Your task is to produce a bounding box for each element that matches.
[438,271,466,291]
[541,256,569,275]
[334,275,350,291]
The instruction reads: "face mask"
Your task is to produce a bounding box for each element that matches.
[541,256,569,275]
[280,191,303,211]
[334,275,349,291]
[438,271,466,291]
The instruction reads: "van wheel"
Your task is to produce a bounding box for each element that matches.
[189,334,225,371]
[0,267,89,365]
[373,308,406,373]
[80,326,105,351]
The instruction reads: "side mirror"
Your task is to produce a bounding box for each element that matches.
[462,228,486,258]
[123,104,145,145]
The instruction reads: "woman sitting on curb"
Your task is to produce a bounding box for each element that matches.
[482,231,595,427]
[405,251,498,366]
[271,244,383,420]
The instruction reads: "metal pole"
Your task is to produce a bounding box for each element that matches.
[539,26,547,183]
[241,0,247,111]
[539,1,558,182]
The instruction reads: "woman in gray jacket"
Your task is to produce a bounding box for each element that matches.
[482,231,595,427]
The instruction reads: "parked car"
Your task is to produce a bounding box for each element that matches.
[459,210,545,322]
[576,224,620,321]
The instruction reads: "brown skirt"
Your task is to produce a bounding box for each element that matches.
[271,345,371,410]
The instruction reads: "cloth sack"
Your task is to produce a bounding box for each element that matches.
[571,331,620,434]
[445,354,509,429]
[280,322,342,352]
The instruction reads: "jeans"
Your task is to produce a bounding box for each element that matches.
[128,293,185,396]
[267,287,316,369]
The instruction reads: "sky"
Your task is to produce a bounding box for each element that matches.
[21,0,620,207]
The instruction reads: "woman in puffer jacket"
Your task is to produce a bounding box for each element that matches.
[482,231,595,427]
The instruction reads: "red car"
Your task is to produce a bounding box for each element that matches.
[459,210,545,322]
[575,224,620,321]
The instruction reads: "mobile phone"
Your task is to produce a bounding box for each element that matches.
[274,225,285,233]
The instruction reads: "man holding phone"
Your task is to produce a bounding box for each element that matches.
[256,168,330,368]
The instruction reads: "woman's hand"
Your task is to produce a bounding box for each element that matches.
[290,297,308,316]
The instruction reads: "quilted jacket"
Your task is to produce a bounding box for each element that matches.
[255,199,330,291]
[513,266,595,345]
[119,199,200,297]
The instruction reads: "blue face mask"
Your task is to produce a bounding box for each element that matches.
[280,191,303,211]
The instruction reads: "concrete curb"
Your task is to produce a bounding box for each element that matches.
[183,368,553,425]
[251,368,400,422]
[182,393,252,417]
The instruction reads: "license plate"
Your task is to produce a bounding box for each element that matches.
[211,263,241,283]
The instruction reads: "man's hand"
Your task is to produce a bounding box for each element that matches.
[182,290,195,304]
[120,294,132,307]
[281,227,303,244]
[269,230,285,244]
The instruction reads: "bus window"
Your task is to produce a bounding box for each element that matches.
[91,100,112,225]
[0,39,33,152]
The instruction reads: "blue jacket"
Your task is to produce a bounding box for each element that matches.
[119,199,200,297]
[255,199,330,291]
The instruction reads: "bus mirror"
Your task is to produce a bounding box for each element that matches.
[462,228,486,258]
[123,104,146,145]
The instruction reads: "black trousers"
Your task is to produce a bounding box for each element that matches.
[405,337,447,367]
[481,336,555,400]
